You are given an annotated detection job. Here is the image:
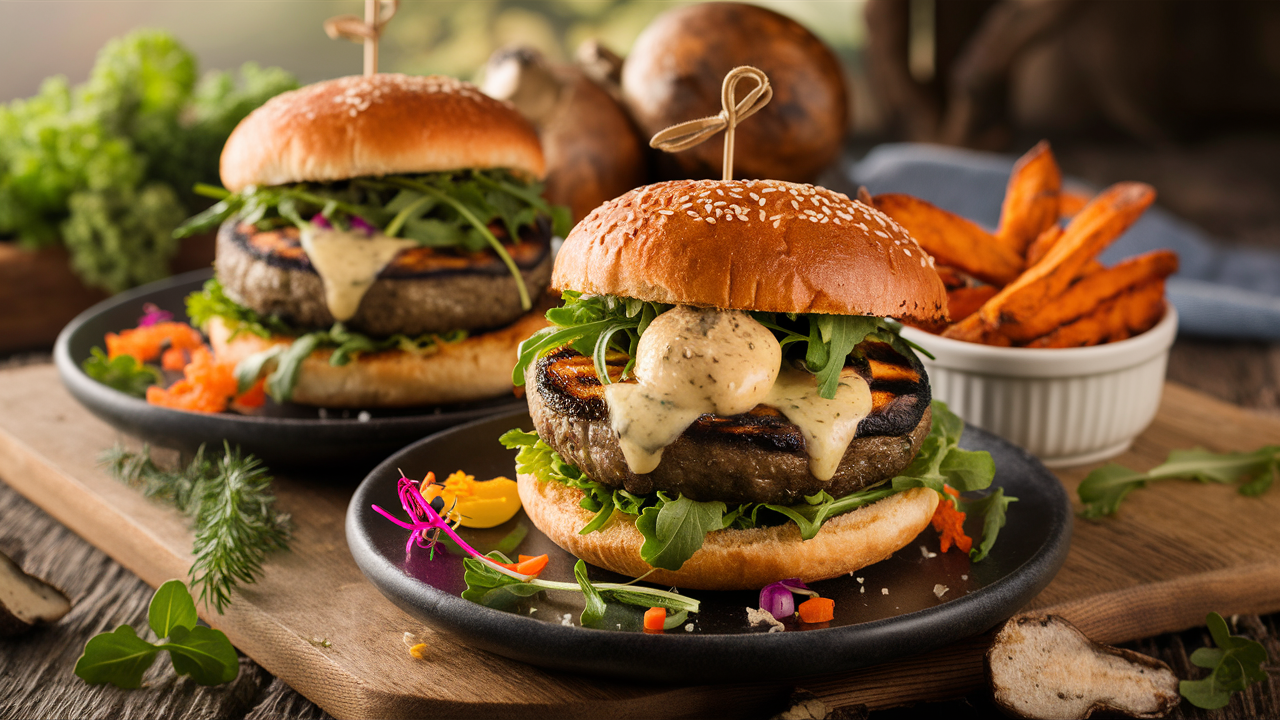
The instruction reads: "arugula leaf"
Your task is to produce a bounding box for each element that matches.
[1079,446,1279,517]
[502,400,1008,572]
[74,625,160,689]
[164,625,240,685]
[74,579,239,690]
[1179,612,1269,710]
[264,333,320,402]
[959,487,1016,562]
[148,579,198,639]
[637,494,728,571]
[188,279,467,403]
[82,347,163,397]
[516,292,921,400]
[574,560,608,628]
[460,553,699,616]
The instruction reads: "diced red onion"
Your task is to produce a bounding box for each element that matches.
[137,303,173,327]
[760,583,795,619]
[310,213,331,229]
[349,215,374,235]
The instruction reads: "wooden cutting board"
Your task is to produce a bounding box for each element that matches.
[2,363,1278,718]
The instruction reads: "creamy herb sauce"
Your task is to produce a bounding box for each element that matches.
[604,305,873,481]
[300,226,416,321]
[764,365,872,481]
[604,306,780,474]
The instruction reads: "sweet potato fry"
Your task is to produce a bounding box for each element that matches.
[873,193,1023,286]
[1025,280,1166,348]
[1003,250,1177,342]
[1059,189,1092,219]
[941,312,1013,346]
[978,182,1156,330]
[996,141,1061,257]
[1024,225,1063,267]
[947,285,1000,323]
[934,265,968,290]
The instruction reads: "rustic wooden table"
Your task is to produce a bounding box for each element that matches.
[3,138,1278,719]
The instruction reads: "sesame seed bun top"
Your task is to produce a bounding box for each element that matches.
[552,179,950,323]
[219,74,546,192]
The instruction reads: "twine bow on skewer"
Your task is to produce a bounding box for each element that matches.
[649,66,773,181]
[325,0,400,76]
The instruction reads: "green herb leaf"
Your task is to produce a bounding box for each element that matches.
[82,347,163,397]
[959,487,1017,562]
[1179,612,1269,709]
[461,553,543,609]
[102,443,289,613]
[574,560,608,628]
[187,443,290,612]
[164,625,240,685]
[74,625,160,689]
[148,579,198,638]
[1079,447,1279,517]
[637,494,728,571]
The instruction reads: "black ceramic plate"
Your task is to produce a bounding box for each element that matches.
[346,410,1072,683]
[54,269,526,470]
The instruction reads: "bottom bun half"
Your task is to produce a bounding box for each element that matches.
[517,473,940,591]
[207,310,549,408]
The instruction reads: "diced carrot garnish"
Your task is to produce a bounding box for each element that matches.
[161,346,188,371]
[146,347,239,413]
[107,322,204,363]
[514,554,548,576]
[931,486,973,554]
[643,607,666,632]
[798,597,834,624]
[233,378,267,409]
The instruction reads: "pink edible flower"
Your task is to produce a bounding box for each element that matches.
[137,303,173,327]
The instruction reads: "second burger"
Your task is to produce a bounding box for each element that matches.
[177,73,569,407]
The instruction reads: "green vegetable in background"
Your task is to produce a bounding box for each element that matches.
[74,579,238,689]
[1077,446,1278,518]
[81,347,162,397]
[0,29,297,292]
[1179,612,1269,710]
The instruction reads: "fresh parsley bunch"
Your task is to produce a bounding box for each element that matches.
[0,30,296,292]
[74,579,238,689]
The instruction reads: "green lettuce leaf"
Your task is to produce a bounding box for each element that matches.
[82,347,163,397]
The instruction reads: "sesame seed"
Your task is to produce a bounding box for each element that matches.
[769,214,784,221]
[920,257,927,267]
[715,189,724,196]
[875,230,889,238]
[680,203,693,210]
[658,209,673,215]
[772,220,781,228]
[791,200,800,209]
[706,217,716,224]
[759,210,766,221]
[686,211,699,217]
[820,217,829,223]
[903,248,912,257]
[714,201,726,207]
[750,192,760,200]
[762,188,777,193]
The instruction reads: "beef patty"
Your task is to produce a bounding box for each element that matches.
[527,340,933,505]
[215,217,553,336]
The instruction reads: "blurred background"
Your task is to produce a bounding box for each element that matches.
[3,0,1279,410]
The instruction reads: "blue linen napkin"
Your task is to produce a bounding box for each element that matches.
[847,143,1280,341]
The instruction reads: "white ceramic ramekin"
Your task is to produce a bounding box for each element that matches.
[899,306,1178,467]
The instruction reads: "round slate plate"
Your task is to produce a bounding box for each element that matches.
[347,410,1072,683]
[54,269,526,471]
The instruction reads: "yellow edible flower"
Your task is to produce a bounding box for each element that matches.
[420,470,521,528]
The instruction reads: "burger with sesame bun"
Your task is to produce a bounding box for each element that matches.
[500,179,1005,591]
[174,74,570,407]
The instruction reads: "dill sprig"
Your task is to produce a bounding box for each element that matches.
[102,442,291,613]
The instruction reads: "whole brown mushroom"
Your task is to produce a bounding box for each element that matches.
[622,2,849,183]
[484,47,646,228]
